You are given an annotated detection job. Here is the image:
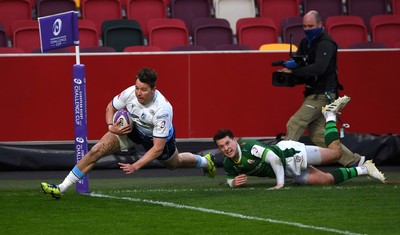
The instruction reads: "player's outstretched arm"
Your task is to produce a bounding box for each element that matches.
[228,174,247,188]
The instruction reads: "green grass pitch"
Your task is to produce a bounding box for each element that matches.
[1,168,399,235]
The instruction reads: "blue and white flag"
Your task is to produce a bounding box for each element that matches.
[38,11,79,52]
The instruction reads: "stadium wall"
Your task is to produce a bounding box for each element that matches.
[0,49,399,142]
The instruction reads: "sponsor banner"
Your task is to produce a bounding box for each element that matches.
[38,11,79,52]
[72,64,89,193]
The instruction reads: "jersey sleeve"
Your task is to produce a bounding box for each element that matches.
[152,108,172,138]
[112,86,134,110]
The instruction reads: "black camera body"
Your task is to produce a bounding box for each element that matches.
[272,72,305,87]
[271,55,307,87]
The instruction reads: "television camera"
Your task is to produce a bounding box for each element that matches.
[271,34,307,87]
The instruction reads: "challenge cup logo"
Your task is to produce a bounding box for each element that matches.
[52,19,62,36]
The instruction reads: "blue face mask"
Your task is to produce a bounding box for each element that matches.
[304,27,323,47]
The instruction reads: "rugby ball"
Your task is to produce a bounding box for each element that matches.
[113,110,133,128]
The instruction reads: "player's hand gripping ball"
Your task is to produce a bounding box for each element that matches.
[113,110,133,129]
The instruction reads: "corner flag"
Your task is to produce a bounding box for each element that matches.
[38,11,89,194]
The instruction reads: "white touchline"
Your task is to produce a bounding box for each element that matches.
[88,192,365,235]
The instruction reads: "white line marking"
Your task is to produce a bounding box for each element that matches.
[88,192,365,235]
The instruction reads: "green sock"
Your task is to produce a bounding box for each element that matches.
[330,168,358,184]
[325,121,339,146]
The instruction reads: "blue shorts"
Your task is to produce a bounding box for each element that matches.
[127,126,176,161]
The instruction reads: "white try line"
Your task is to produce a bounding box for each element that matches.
[88,192,365,235]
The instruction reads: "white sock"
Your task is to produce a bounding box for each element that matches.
[356,165,368,176]
[196,155,209,168]
[58,171,79,193]
[324,111,337,122]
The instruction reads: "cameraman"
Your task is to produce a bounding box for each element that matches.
[278,10,364,167]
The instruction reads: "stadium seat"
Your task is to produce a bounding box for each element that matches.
[257,0,301,34]
[215,44,252,50]
[0,0,32,38]
[302,0,344,22]
[259,43,297,51]
[169,45,207,51]
[78,20,100,48]
[32,47,73,53]
[0,47,25,53]
[0,24,7,47]
[370,14,400,48]
[171,0,211,36]
[80,46,116,52]
[102,19,144,52]
[192,17,233,50]
[281,16,304,47]
[27,0,35,8]
[349,42,386,49]
[81,0,123,36]
[12,20,40,53]
[36,0,76,18]
[347,0,389,31]
[126,0,167,37]
[214,0,256,35]
[123,45,162,52]
[325,15,368,49]
[393,0,400,15]
[147,18,189,51]
[236,17,278,50]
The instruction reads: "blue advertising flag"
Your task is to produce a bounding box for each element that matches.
[38,11,79,52]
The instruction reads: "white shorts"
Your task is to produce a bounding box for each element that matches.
[115,134,135,151]
[276,140,308,178]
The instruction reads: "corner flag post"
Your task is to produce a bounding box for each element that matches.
[38,11,89,194]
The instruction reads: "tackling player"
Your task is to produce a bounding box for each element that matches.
[41,67,216,199]
[213,96,386,188]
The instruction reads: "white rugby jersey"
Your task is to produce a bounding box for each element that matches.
[112,85,173,139]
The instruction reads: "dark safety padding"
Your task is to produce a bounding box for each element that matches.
[0,133,399,171]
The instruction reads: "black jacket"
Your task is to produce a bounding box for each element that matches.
[292,30,340,96]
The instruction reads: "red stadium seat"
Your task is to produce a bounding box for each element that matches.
[393,0,400,15]
[257,0,301,34]
[0,47,25,53]
[347,0,389,31]
[12,20,40,53]
[81,0,123,36]
[126,0,167,37]
[78,20,100,48]
[370,14,400,48]
[0,0,32,38]
[236,17,278,50]
[325,15,368,49]
[147,18,189,51]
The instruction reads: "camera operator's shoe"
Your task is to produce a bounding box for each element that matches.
[363,160,386,183]
[203,154,216,178]
[41,182,62,199]
[322,95,351,114]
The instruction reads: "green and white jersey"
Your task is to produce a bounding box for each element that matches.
[223,139,297,179]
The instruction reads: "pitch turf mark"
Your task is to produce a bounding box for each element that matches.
[88,192,365,235]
